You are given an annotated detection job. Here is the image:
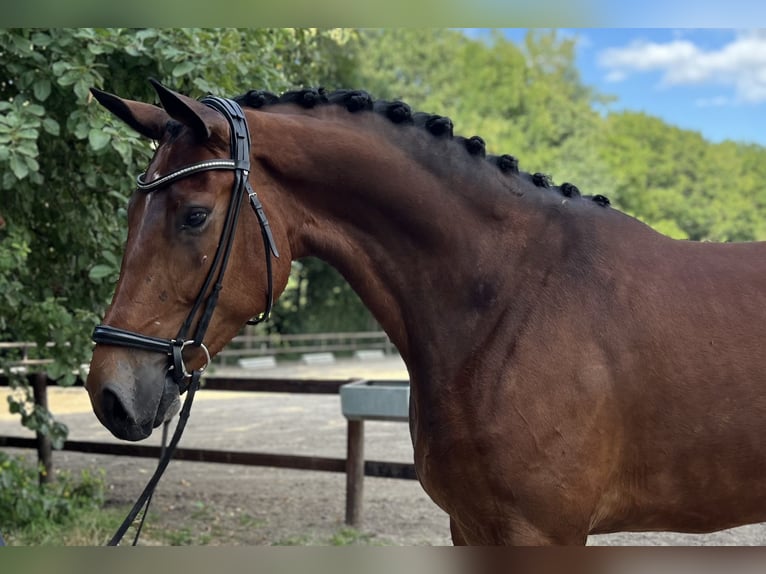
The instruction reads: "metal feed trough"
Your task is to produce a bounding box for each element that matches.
[339,379,411,525]
[340,380,410,422]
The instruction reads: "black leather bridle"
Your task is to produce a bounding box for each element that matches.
[93,95,279,545]
[92,95,279,391]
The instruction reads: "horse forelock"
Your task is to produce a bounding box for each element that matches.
[233,87,610,208]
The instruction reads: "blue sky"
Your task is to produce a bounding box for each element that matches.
[486,29,766,147]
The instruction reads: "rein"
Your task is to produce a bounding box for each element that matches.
[92,95,279,545]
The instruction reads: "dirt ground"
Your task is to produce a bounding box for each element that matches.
[2,357,766,546]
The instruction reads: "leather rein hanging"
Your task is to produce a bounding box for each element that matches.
[91,96,279,545]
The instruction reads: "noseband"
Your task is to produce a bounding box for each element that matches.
[92,96,279,390]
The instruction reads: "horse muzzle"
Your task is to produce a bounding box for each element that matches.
[86,351,181,441]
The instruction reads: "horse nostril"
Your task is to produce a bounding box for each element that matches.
[100,384,151,441]
[101,385,130,425]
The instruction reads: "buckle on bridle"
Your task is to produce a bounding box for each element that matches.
[169,339,211,380]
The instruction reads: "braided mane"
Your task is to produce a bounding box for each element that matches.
[234,87,610,207]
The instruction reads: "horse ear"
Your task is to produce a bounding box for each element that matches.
[90,87,169,141]
[149,78,221,142]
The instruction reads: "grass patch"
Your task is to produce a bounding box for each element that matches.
[5,505,128,546]
[329,526,376,546]
[273,527,378,546]
[238,513,266,528]
[162,526,196,546]
[0,454,383,546]
[272,533,314,546]
[0,452,123,545]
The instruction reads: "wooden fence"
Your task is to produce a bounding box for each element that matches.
[0,372,415,528]
[213,330,396,365]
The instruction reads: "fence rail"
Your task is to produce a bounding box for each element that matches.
[0,341,55,369]
[214,331,396,364]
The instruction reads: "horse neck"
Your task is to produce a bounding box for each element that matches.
[249,107,574,369]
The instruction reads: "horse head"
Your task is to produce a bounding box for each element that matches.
[86,80,288,441]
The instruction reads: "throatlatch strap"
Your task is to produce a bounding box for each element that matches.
[248,187,279,259]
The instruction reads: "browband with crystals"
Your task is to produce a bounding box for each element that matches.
[136,159,237,192]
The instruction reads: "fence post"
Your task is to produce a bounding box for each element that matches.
[345,419,365,527]
[31,372,52,485]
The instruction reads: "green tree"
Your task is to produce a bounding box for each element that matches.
[0,28,352,440]
[598,111,766,241]
[353,29,613,193]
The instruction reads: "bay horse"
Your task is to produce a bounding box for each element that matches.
[85,80,766,545]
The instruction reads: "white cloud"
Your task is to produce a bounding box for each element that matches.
[695,96,731,108]
[598,30,766,104]
[604,70,626,83]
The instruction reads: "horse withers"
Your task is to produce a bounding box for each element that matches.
[86,80,766,545]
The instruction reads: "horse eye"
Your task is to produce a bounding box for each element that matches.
[182,209,209,230]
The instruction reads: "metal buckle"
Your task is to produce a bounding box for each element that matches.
[169,340,211,379]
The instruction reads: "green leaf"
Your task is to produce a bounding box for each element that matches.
[73,119,89,140]
[135,29,157,42]
[57,70,79,87]
[172,61,195,77]
[23,415,40,431]
[193,78,213,93]
[9,155,29,179]
[88,128,110,151]
[2,113,19,128]
[59,373,76,388]
[88,264,113,280]
[42,117,59,135]
[50,433,66,450]
[74,78,90,101]
[101,250,119,265]
[15,141,38,157]
[25,104,45,117]
[46,362,65,380]
[17,129,38,141]
[33,79,51,101]
[51,61,70,76]
[87,43,108,55]
[31,31,52,47]
[24,156,39,173]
